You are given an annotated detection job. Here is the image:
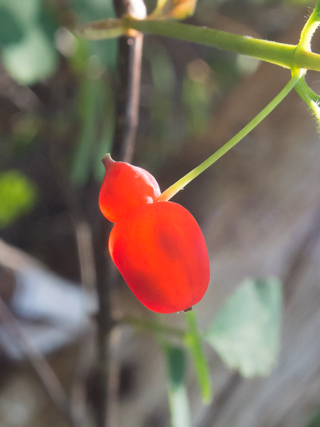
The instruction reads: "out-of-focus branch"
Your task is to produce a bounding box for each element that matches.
[48,143,97,427]
[92,1,146,426]
[112,0,145,162]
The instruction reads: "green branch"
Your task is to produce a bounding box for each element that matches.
[79,12,320,72]
[123,18,320,71]
[157,76,299,201]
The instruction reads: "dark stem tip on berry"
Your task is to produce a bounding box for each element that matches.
[184,306,193,312]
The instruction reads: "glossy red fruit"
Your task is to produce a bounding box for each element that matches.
[99,155,210,313]
[99,154,161,223]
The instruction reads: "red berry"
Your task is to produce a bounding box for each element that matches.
[99,156,210,313]
[99,154,161,223]
[109,201,210,313]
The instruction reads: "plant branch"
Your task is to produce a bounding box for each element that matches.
[112,32,144,162]
[123,18,320,71]
[92,1,146,426]
[80,17,320,72]
[157,75,299,201]
[124,18,295,67]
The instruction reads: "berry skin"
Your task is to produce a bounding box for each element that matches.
[99,155,210,313]
[99,154,161,223]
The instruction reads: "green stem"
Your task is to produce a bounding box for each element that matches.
[157,76,299,202]
[292,3,320,107]
[298,5,320,51]
[123,18,320,71]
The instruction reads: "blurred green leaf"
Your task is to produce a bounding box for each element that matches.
[205,277,283,377]
[0,0,39,34]
[72,0,118,70]
[0,6,24,45]
[0,170,37,228]
[0,0,58,85]
[94,80,115,182]
[148,42,175,137]
[2,26,58,85]
[12,115,42,150]
[164,344,191,427]
[71,76,103,187]
[183,59,214,136]
[71,72,115,187]
[307,408,320,427]
[185,311,212,403]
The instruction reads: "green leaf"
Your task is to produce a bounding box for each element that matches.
[204,277,283,378]
[72,0,118,70]
[164,344,191,427]
[2,25,58,85]
[71,75,107,187]
[184,311,212,403]
[0,5,24,45]
[0,0,40,35]
[93,80,115,182]
[0,170,37,228]
[307,408,320,427]
[0,0,59,85]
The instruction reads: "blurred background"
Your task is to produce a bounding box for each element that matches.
[1,0,320,426]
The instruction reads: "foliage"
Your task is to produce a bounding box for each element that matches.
[164,343,191,427]
[0,0,58,85]
[205,278,282,377]
[0,170,37,228]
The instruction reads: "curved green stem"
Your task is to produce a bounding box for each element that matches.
[298,4,320,51]
[157,76,299,202]
[292,2,320,109]
[123,18,320,71]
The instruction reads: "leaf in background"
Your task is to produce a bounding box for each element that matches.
[144,41,176,166]
[72,0,118,70]
[163,343,191,427]
[183,58,214,136]
[94,79,115,182]
[0,0,58,85]
[71,75,105,187]
[0,0,39,35]
[0,5,24,45]
[307,408,320,427]
[2,26,58,85]
[204,277,283,378]
[184,311,212,403]
[0,170,37,228]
